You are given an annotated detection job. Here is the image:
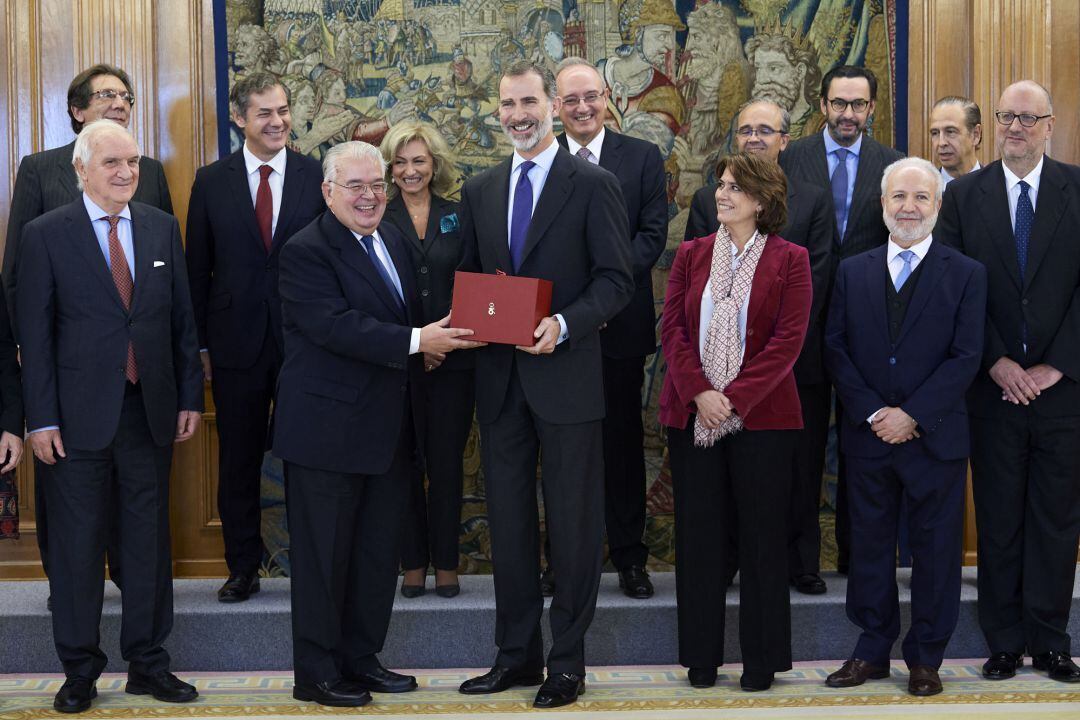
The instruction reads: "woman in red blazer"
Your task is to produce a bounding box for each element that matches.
[660,153,811,692]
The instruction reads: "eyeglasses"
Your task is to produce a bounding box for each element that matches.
[89,89,136,106]
[994,111,1051,128]
[827,98,870,113]
[736,126,783,138]
[328,180,388,196]
[560,92,603,107]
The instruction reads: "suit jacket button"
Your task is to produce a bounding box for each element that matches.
[1022,298,1029,305]
[128,320,134,327]
[421,289,430,297]
[889,357,896,365]
[747,328,754,336]
[420,266,429,274]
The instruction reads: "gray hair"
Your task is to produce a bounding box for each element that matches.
[72,120,141,190]
[323,141,386,184]
[555,56,601,81]
[880,156,944,201]
[503,60,556,101]
[737,98,792,134]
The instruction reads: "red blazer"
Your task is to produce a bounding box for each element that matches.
[659,233,811,431]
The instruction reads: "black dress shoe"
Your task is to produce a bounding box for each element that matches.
[740,670,774,691]
[687,667,717,688]
[400,580,425,598]
[217,572,260,603]
[54,678,97,713]
[791,573,827,595]
[908,665,942,696]
[1032,651,1080,682]
[345,665,417,693]
[533,673,585,708]
[435,583,460,598]
[293,679,371,707]
[125,670,198,703]
[982,651,1023,680]
[618,566,654,599]
[540,567,555,597]
[459,666,545,694]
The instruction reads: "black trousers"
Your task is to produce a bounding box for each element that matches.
[481,363,604,675]
[670,422,793,674]
[845,447,965,669]
[211,329,281,576]
[788,382,830,577]
[284,421,412,685]
[400,367,474,572]
[46,388,174,680]
[971,410,1080,656]
[834,393,851,568]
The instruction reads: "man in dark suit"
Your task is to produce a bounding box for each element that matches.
[455,61,632,709]
[273,141,481,708]
[185,72,324,603]
[542,56,667,600]
[825,157,986,697]
[0,277,24,537]
[17,120,203,713]
[3,63,173,591]
[686,99,834,595]
[779,66,903,571]
[937,80,1080,683]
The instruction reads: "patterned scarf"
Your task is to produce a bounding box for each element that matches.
[694,224,767,448]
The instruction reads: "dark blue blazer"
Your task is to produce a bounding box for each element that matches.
[17,199,203,450]
[185,148,324,369]
[272,211,422,476]
[824,239,986,460]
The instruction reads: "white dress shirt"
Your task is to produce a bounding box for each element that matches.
[350,228,421,354]
[1002,156,1043,230]
[940,161,981,186]
[83,194,135,279]
[243,143,287,237]
[565,128,605,165]
[698,236,757,363]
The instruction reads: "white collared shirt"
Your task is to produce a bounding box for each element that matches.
[940,161,981,185]
[350,228,421,354]
[83,194,135,278]
[886,233,933,286]
[565,128,605,165]
[698,235,757,363]
[1002,155,1044,231]
[243,143,287,236]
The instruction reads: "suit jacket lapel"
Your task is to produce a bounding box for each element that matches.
[57,142,80,198]
[977,162,1022,292]
[894,241,947,347]
[425,195,451,247]
[385,193,424,254]
[863,248,891,349]
[1024,156,1068,290]
[226,151,266,254]
[485,160,513,273]
[746,236,782,331]
[687,237,714,343]
[807,133,831,188]
[598,132,623,176]
[129,204,155,312]
[272,150,307,250]
[68,202,125,311]
[325,213,406,322]
[520,149,573,270]
[380,221,417,324]
[845,139,879,242]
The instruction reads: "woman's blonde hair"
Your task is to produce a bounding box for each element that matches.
[379,121,457,198]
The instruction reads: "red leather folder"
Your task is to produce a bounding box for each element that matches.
[450,271,553,346]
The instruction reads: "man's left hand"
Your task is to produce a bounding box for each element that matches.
[175,411,201,442]
[0,431,23,473]
[517,316,560,355]
[872,406,920,444]
[1026,363,1063,392]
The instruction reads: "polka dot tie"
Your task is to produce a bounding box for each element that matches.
[1015,180,1033,281]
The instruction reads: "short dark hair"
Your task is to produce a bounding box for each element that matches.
[67,64,133,134]
[820,65,878,102]
[230,71,290,119]
[714,153,788,236]
[932,95,982,149]
[502,60,556,101]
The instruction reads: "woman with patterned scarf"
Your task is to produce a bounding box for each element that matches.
[659,152,811,692]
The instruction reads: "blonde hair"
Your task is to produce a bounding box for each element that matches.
[379,121,457,198]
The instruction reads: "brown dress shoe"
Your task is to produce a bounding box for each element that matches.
[826,658,890,688]
[908,665,942,696]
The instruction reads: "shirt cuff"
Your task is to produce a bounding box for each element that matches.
[555,314,568,345]
[409,328,421,355]
[30,426,59,434]
[867,407,886,424]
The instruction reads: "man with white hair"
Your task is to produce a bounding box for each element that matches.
[823,157,987,697]
[17,119,204,713]
[272,141,481,708]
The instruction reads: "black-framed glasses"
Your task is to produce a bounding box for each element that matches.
[736,125,783,138]
[328,180,388,196]
[827,97,870,113]
[560,92,603,107]
[90,89,135,106]
[994,111,1051,128]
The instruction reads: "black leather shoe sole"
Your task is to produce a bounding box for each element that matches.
[348,675,418,693]
[1032,654,1080,682]
[982,654,1023,680]
[687,667,717,688]
[54,686,97,713]
[293,685,371,707]
[791,575,827,595]
[533,681,584,708]
[460,672,544,694]
[218,579,260,603]
[124,680,198,703]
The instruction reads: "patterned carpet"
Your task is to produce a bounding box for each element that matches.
[3,661,1078,719]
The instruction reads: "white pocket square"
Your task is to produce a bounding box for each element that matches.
[153,260,166,267]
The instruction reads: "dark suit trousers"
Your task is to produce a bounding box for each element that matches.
[788,382,830,577]
[284,418,412,685]
[46,388,174,680]
[400,367,475,571]
[211,327,281,576]
[845,446,965,668]
[971,410,1080,656]
[669,422,794,674]
[481,362,604,676]
[834,393,851,567]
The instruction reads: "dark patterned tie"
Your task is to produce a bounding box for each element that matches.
[509,160,535,273]
[831,148,849,242]
[1015,180,1033,280]
[360,234,405,313]
[576,146,593,163]
[255,165,273,252]
[106,216,138,384]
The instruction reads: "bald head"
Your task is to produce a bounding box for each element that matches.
[734,100,790,162]
[556,59,609,146]
[995,80,1054,176]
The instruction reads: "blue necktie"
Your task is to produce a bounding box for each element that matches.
[894,250,915,291]
[509,160,535,273]
[1015,180,1033,281]
[831,148,849,241]
[360,234,405,313]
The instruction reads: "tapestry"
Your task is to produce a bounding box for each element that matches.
[215,0,907,576]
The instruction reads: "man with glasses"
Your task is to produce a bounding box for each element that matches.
[3,63,174,601]
[780,66,903,574]
[685,99,834,595]
[544,57,667,601]
[185,72,324,603]
[937,80,1080,684]
[930,96,983,185]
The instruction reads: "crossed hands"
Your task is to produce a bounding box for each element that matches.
[871,407,919,444]
[989,357,1062,404]
[694,389,734,429]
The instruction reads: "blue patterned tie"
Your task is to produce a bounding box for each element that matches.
[360,234,405,313]
[509,160,535,273]
[831,148,849,241]
[894,250,915,290]
[1015,180,1033,281]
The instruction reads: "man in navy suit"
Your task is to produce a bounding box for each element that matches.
[545,57,667,600]
[273,141,481,708]
[824,157,986,697]
[185,72,324,602]
[18,120,204,713]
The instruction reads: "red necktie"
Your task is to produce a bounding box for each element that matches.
[106,216,138,384]
[255,165,273,252]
